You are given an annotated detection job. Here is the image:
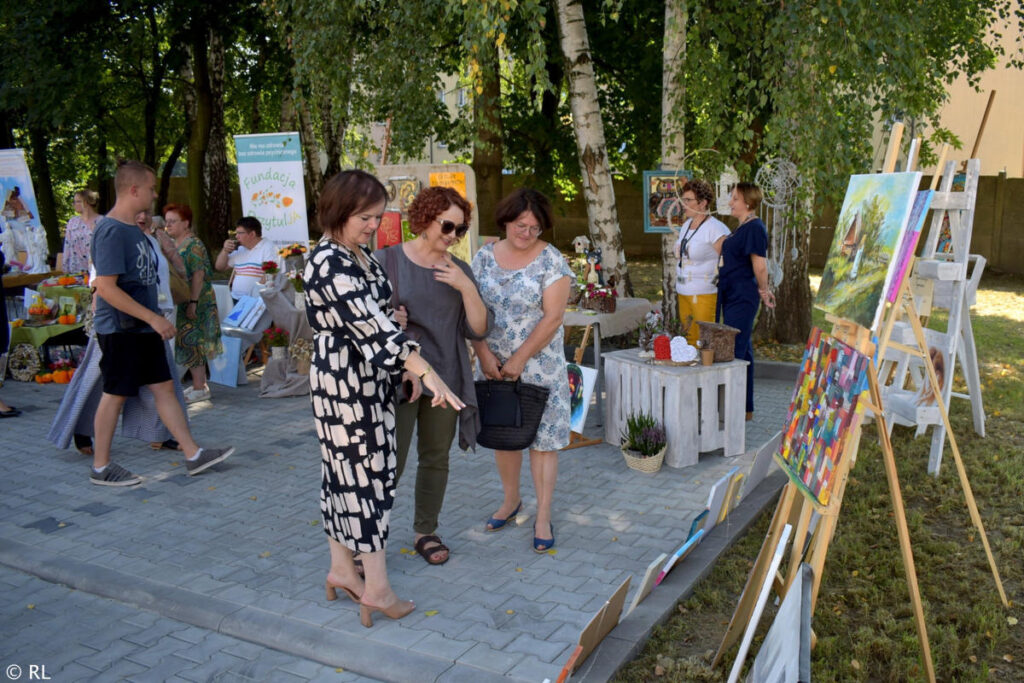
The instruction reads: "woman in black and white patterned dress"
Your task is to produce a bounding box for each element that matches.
[304,170,465,628]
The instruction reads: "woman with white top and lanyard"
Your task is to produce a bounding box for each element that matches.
[674,179,730,345]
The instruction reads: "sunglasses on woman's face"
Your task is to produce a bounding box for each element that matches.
[438,219,469,238]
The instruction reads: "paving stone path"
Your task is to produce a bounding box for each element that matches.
[0,366,793,682]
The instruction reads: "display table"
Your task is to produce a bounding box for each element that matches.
[10,321,84,348]
[38,283,91,312]
[563,297,654,426]
[603,348,748,467]
[2,271,57,289]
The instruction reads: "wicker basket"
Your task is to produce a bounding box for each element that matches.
[580,295,617,314]
[621,445,667,473]
[696,321,740,362]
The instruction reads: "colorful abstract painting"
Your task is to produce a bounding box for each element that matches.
[885,190,934,303]
[774,328,870,507]
[815,172,921,331]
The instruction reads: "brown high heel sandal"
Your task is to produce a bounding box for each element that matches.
[359,598,415,628]
[325,579,361,602]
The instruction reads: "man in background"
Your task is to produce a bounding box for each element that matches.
[215,216,276,302]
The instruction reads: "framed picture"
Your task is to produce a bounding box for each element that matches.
[643,170,692,233]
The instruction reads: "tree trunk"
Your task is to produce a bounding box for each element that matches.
[318,65,349,179]
[752,201,813,343]
[0,112,14,148]
[296,92,324,225]
[204,31,230,247]
[186,31,212,242]
[472,40,503,237]
[659,0,687,318]
[555,0,630,294]
[158,137,185,215]
[142,4,162,169]
[96,118,111,213]
[280,87,297,132]
[28,127,60,255]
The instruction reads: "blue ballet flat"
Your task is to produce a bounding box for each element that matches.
[533,523,555,553]
[485,501,522,532]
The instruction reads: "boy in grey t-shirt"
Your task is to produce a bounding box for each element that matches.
[88,160,235,487]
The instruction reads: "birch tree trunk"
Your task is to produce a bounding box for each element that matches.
[296,90,324,227]
[555,0,630,293]
[660,0,687,318]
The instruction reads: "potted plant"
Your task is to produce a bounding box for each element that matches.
[262,326,290,360]
[620,411,667,473]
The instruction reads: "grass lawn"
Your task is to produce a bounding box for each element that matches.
[615,258,1024,682]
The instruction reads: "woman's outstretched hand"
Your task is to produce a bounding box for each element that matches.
[422,372,466,411]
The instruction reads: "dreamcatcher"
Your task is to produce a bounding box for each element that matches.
[754,158,802,287]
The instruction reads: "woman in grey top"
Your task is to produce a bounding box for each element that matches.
[375,186,491,565]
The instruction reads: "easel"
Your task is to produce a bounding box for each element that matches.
[883,156,985,474]
[562,323,603,450]
[713,126,1006,682]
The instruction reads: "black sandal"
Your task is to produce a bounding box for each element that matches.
[74,433,93,455]
[414,535,450,566]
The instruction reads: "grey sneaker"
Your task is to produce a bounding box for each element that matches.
[185,447,235,476]
[90,462,143,487]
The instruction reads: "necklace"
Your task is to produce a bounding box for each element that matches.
[678,216,706,263]
[737,214,757,227]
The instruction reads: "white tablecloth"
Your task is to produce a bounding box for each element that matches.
[563,297,653,338]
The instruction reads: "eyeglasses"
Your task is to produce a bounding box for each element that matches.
[235,229,250,235]
[510,222,542,236]
[438,219,469,238]
[680,196,698,204]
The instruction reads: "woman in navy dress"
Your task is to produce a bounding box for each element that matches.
[717,182,775,419]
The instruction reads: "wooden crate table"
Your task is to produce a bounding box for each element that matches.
[603,348,748,466]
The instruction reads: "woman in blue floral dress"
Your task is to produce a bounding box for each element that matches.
[471,188,572,553]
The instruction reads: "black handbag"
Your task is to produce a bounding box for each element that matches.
[475,379,550,451]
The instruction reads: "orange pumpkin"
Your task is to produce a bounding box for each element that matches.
[52,370,71,383]
[36,373,53,383]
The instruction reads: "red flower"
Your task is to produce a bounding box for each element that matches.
[261,260,279,273]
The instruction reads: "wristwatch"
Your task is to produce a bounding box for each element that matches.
[189,299,198,304]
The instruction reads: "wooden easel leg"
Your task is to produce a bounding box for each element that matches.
[713,482,797,667]
[867,361,936,683]
[902,298,1009,606]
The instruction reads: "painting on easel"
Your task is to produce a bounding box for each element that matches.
[886,190,934,303]
[815,172,921,330]
[774,327,871,507]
